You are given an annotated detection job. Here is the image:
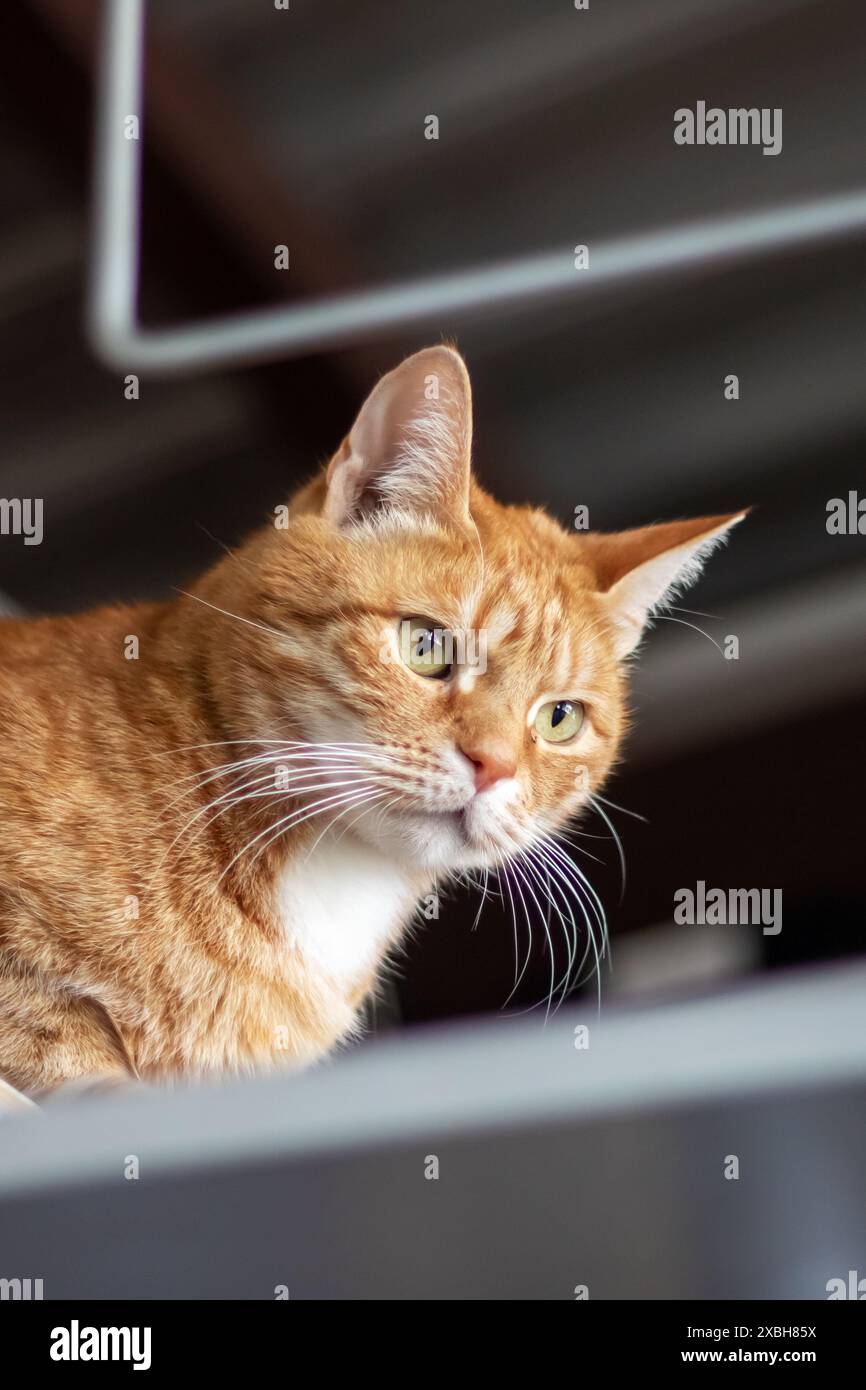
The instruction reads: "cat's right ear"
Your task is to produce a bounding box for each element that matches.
[587,511,747,658]
[323,346,473,529]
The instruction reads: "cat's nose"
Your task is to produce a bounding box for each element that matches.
[460,740,518,794]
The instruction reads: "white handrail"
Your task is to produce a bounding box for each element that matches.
[88,0,866,376]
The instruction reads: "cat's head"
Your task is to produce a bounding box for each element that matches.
[215,346,744,877]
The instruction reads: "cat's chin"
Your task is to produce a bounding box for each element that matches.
[352,804,523,875]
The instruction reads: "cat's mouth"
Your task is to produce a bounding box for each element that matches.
[332,757,529,870]
[395,799,528,870]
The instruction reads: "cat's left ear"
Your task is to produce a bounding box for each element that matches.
[324,345,472,528]
[587,511,748,659]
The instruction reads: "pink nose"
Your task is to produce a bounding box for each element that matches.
[461,741,517,794]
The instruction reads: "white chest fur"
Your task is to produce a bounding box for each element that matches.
[273,836,419,989]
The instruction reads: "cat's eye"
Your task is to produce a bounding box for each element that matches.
[534,699,585,744]
[400,618,452,679]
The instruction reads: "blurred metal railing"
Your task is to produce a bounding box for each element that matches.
[3,960,866,1296]
[89,0,866,376]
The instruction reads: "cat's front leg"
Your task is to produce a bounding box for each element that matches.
[0,973,135,1099]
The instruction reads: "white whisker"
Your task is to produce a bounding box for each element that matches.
[537,833,611,1006]
[519,848,577,1013]
[175,589,292,643]
[533,838,602,1005]
[592,793,648,824]
[653,612,725,654]
[218,786,381,883]
[586,795,627,902]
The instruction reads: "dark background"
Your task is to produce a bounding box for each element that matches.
[2,0,865,1027]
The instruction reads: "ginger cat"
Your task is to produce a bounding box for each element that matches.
[0,346,744,1102]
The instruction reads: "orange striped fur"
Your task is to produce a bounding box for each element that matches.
[0,347,744,1098]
